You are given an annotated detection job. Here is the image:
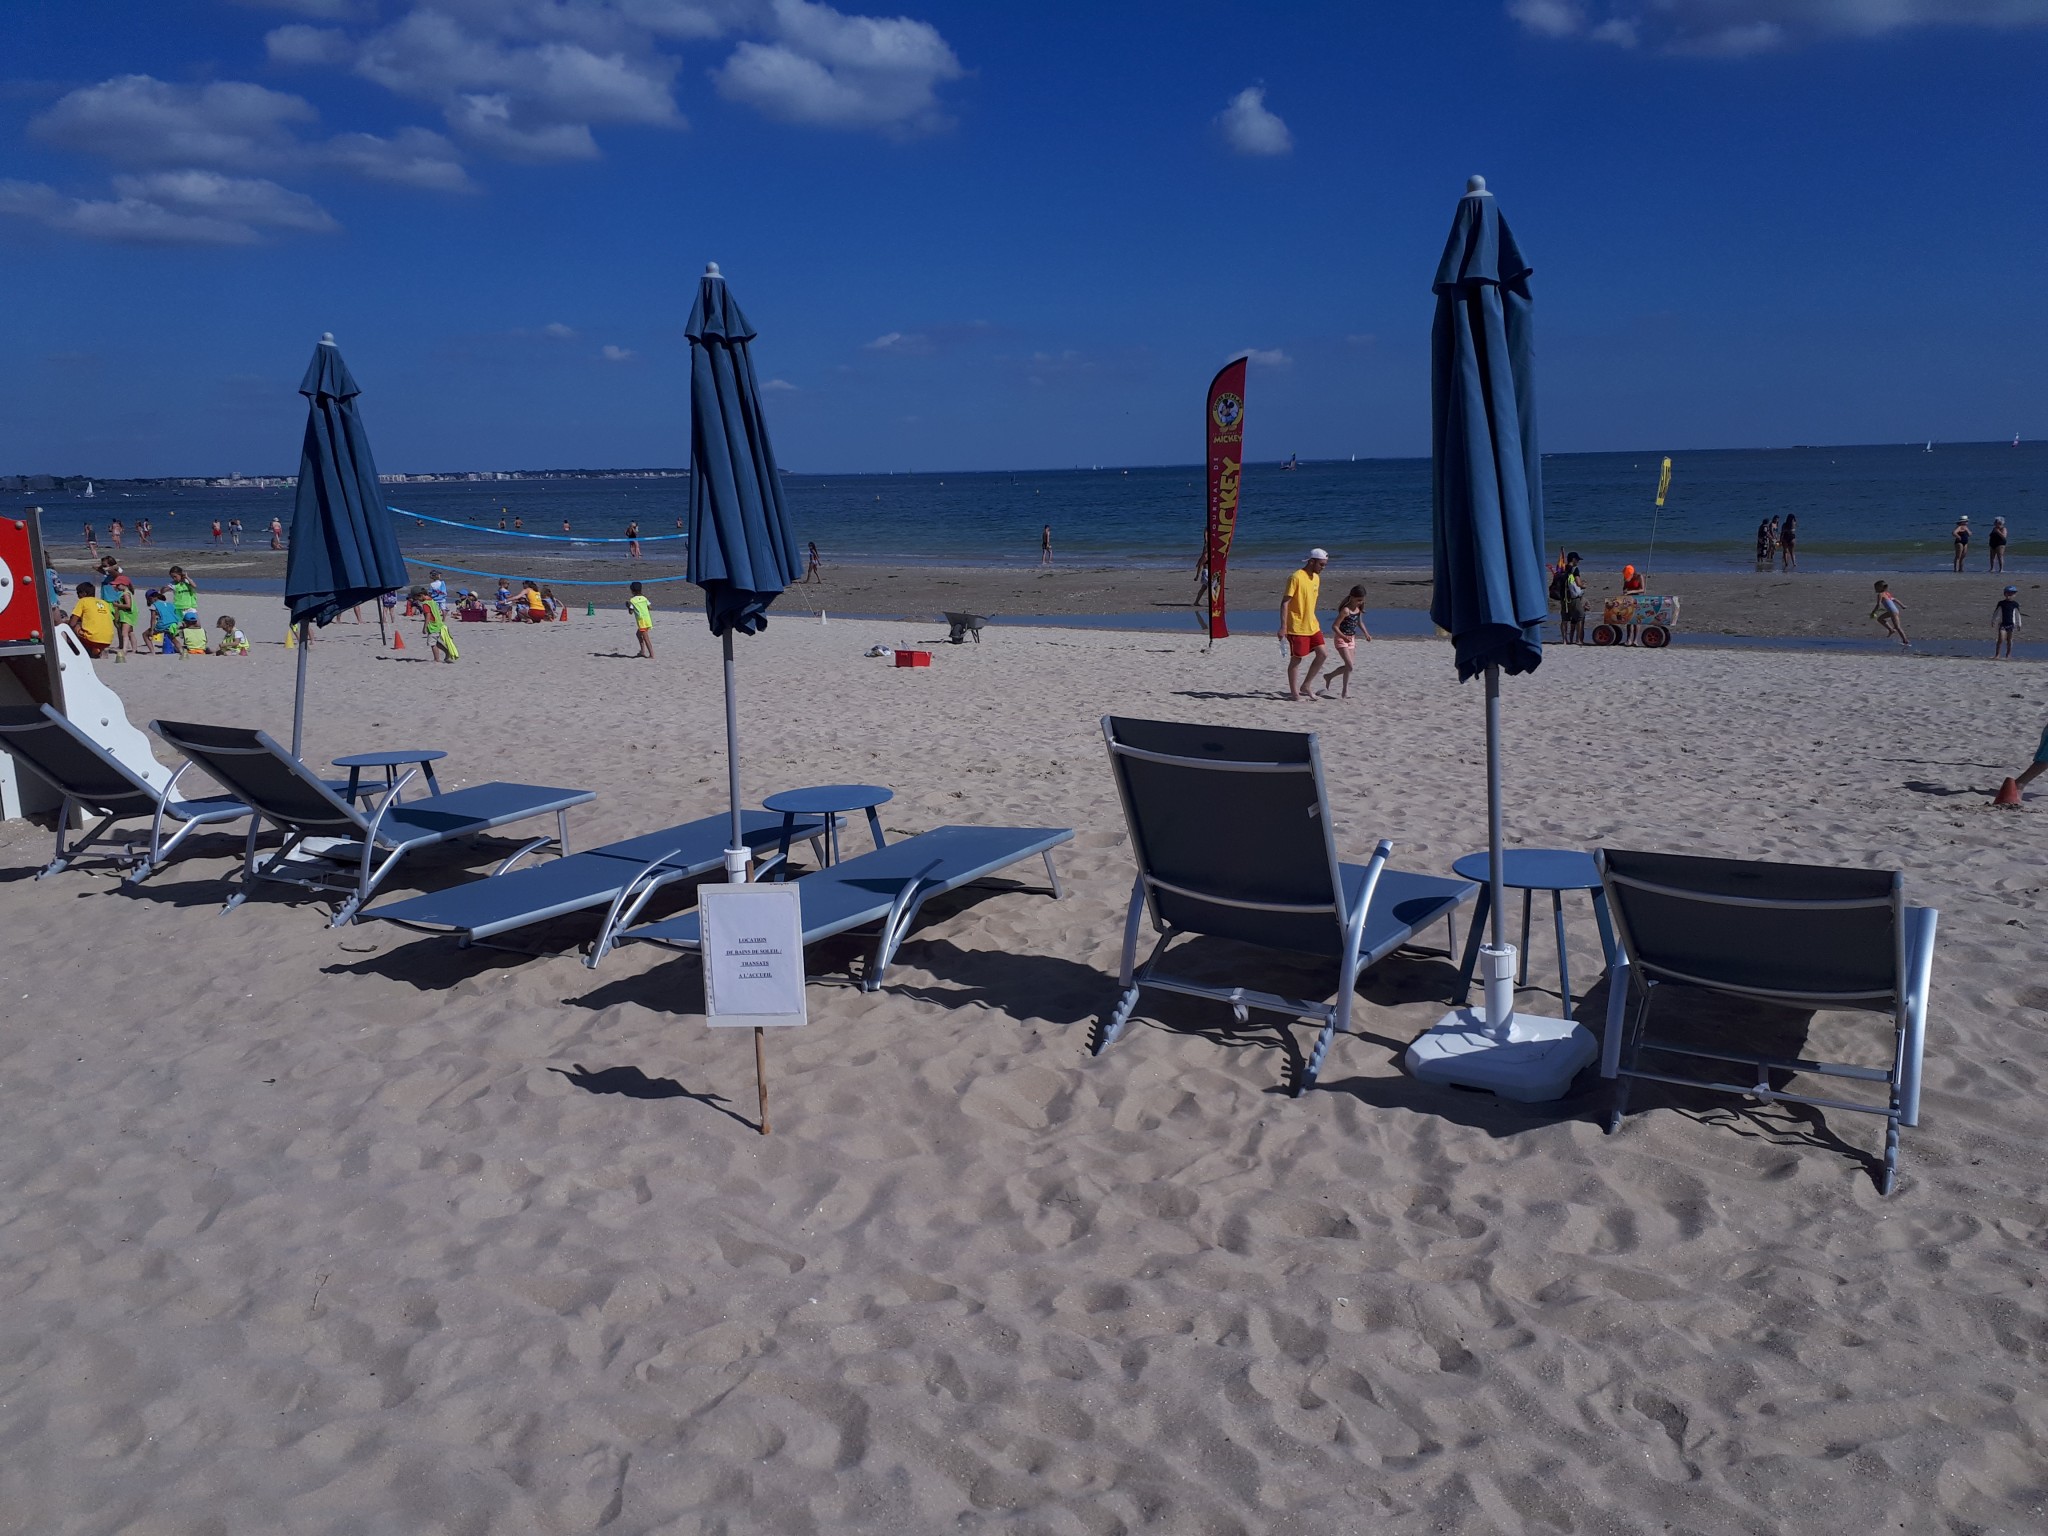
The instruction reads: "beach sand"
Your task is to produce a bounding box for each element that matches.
[109,544,2041,645]
[1,616,2044,1532]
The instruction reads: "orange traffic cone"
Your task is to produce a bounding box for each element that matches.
[557,604,568,622]
[1993,777,2023,807]
[391,628,405,651]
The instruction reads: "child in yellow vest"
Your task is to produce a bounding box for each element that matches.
[216,615,250,655]
[411,586,459,662]
[628,581,654,658]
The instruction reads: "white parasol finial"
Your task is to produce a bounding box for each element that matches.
[1466,175,1489,196]
[704,262,723,279]
[320,331,336,344]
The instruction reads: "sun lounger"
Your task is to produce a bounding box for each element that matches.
[1596,848,1937,1195]
[0,703,252,883]
[149,719,595,927]
[612,824,1072,988]
[363,810,828,960]
[1098,715,1477,1095]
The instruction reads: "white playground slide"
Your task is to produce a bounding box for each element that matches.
[0,625,170,819]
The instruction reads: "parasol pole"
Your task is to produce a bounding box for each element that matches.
[720,625,769,1133]
[1484,662,1509,1035]
[291,621,310,757]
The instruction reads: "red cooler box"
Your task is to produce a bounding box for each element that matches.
[894,649,931,668]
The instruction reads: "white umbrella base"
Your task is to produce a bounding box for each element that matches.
[1405,1006,1597,1103]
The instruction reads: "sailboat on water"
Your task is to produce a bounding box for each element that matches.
[1281,452,1300,471]
[83,479,94,497]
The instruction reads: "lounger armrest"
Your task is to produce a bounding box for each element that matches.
[1899,906,1937,1127]
[360,766,421,851]
[1343,840,1392,961]
[588,845,690,968]
[150,760,191,854]
[1600,955,1633,1078]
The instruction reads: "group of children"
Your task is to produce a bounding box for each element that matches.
[1866,579,2023,655]
[62,580,245,658]
[396,575,655,662]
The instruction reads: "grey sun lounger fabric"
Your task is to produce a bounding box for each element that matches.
[364,810,827,959]
[615,824,1072,990]
[150,718,594,927]
[1098,715,1477,1095]
[1596,847,1937,1196]
[0,703,252,883]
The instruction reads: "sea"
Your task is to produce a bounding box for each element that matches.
[35,441,2041,577]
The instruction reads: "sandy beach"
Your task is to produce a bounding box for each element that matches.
[81,543,2047,647]
[1,614,2043,1532]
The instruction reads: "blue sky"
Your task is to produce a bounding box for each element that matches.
[2,0,2045,476]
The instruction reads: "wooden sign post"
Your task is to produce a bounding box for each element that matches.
[700,882,806,1134]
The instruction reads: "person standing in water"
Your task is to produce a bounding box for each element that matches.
[1953,515,1971,572]
[1040,524,1053,566]
[626,520,641,559]
[804,541,822,583]
[1989,517,2009,572]
[1779,513,1798,571]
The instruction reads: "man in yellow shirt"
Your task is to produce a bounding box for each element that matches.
[1278,548,1329,700]
[68,581,115,658]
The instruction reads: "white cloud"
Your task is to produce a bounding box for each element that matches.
[715,0,965,133]
[266,23,358,67]
[0,172,336,245]
[29,74,473,191]
[864,330,929,354]
[1232,347,1292,368]
[31,75,316,169]
[263,1,964,158]
[1508,1,1586,39]
[318,128,473,190]
[1217,85,1291,157]
[1508,1,2048,54]
[762,376,798,390]
[446,94,603,160]
[543,321,578,338]
[601,343,636,361]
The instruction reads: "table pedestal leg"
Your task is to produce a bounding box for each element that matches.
[1456,885,1492,1002]
[1553,890,1571,1008]
[1520,891,1533,984]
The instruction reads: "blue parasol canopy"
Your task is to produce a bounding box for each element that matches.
[1427,177,1546,682]
[285,334,407,631]
[686,265,800,637]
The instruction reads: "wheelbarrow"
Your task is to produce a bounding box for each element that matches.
[943,611,989,644]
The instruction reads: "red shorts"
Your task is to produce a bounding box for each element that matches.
[81,639,109,658]
[1286,632,1324,658]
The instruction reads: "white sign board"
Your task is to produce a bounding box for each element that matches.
[701,883,808,1028]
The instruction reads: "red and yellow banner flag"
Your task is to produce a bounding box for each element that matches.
[1198,358,1247,640]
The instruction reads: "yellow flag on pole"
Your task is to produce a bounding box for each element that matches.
[1655,456,1673,508]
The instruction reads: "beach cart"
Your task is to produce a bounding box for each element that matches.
[943,611,989,644]
[1590,593,1679,649]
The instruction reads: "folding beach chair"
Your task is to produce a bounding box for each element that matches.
[1098,716,1477,1095]
[364,809,827,961]
[150,719,594,927]
[610,824,1071,986]
[0,703,251,883]
[1596,848,1937,1195]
